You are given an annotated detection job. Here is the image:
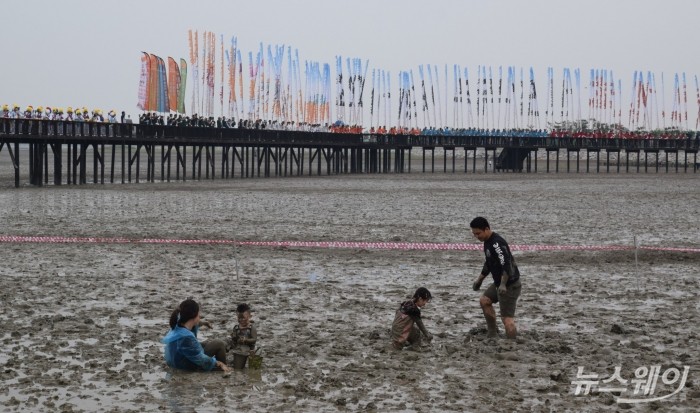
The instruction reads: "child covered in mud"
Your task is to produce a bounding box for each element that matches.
[229,303,257,353]
[391,287,434,350]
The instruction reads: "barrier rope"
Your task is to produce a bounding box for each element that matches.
[1,235,698,253]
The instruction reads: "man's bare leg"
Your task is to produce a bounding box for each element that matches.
[502,316,517,339]
[479,295,499,337]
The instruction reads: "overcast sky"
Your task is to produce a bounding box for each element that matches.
[3,0,698,126]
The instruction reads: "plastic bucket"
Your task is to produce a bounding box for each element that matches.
[232,351,249,370]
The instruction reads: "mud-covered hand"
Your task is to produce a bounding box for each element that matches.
[472,275,484,291]
[216,361,231,372]
[415,318,430,340]
[498,274,511,294]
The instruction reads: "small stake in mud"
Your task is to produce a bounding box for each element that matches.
[232,239,240,281]
[634,235,640,292]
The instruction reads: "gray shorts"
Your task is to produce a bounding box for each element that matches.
[483,280,521,318]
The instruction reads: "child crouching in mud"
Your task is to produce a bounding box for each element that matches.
[229,303,257,353]
[391,287,434,350]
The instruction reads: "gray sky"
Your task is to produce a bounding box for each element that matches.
[3,0,699,127]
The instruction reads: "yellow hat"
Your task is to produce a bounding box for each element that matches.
[75,109,81,115]
[37,106,43,112]
[13,103,19,109]
[53,108,58,113]
[26,106,33,111]
[67,107,73,113]
[1,104,8,111]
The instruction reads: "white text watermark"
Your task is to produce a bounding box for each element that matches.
[571,365,689,403]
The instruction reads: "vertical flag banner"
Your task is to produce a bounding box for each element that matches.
[189,30,199,115]
[168,57,180,113]
[148,54,159,112]
[179,59,187,114]
[157,56,168,114]
[137,52,150,111]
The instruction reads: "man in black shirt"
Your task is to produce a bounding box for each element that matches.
[470,217,522,339]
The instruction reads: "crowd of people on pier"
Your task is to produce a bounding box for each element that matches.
[137,113,549,137]
[135,111,699,140]
[548,128,697,140]
[419,127,549,138]
[1,103,126,123]
[136,112,542,137]
[139,112,362,133]
[3,102,700,140]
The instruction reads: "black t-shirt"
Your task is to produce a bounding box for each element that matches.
[481,232,520,286]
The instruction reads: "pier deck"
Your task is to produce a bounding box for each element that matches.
[1,119,697,187]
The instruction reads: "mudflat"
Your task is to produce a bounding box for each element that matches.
[1,173,698,412]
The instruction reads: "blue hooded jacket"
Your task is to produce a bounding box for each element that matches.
[161,325,217,371]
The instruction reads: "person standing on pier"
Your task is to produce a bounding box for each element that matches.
[470,217,521,339]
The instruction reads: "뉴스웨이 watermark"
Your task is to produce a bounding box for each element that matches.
[571,365,690,403]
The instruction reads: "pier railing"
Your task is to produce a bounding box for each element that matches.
[2,118,699,151]
[1,118,698,187]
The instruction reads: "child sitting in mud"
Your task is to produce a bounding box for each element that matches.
[229,303,257,353]
[391,287,434,350]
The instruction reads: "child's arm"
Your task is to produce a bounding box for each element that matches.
[413,316,433,341]
[241,325,257,347]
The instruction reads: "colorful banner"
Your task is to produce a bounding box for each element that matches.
[168,57,179,113]
[179,58,187,114]
[157,57,168,113]
[137,52,150,111]
[148,54,159,112]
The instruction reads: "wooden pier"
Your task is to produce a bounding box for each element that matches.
[0,118,698,187]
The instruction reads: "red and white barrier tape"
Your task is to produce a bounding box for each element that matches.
[0,235,698,253]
